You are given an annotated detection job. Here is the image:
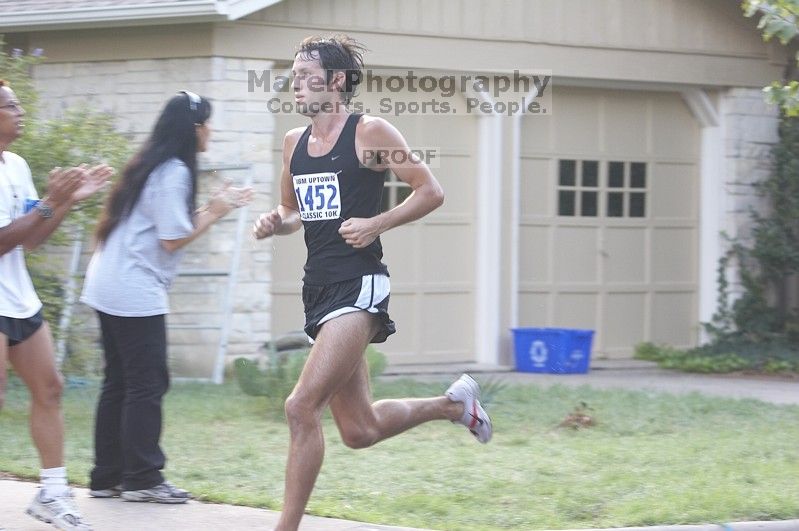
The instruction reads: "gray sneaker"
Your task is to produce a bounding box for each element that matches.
[88,485,122,498]
[26,489,93,530]
[120,481,191,504]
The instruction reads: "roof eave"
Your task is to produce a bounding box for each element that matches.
[222,0,284,20]
[0,0,283,32]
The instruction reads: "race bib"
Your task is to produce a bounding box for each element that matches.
[292,172,341,221]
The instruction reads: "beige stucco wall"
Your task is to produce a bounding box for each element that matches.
[22,24,215,62]
[232,0,784,88]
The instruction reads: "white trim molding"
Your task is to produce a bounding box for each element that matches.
[464,86,503,365]
[681,89,722,344]
[510,88,541,330]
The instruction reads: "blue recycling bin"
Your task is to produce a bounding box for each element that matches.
[511,328,594,374]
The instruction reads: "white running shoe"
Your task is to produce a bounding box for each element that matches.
[26,489,93,531]
[445,373,493,443]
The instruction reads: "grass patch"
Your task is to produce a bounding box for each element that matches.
[1,377,798,529]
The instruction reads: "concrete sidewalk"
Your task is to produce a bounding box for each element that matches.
[2,361,798,531]
[1,479,798,531]
[0,479,425,531]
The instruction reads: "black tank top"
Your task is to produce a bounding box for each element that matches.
[289,113,389,285]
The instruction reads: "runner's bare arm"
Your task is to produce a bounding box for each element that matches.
[355,116,444,237]
[254,128,303,239]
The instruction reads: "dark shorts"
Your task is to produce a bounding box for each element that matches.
[0,310,44,347]
[302,274,396,343]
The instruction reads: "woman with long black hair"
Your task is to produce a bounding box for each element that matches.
[80,91,252,503]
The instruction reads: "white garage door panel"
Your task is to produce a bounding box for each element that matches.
[604,227,647,283]
[435,155,476,216]
[520,157,553,216]
[603,95,650,156]
[420,293,474,360]
[651,163,698,219]
[519,225,550,283]
[379,225,417,282]
[651,99,699,159]
[651,228,696,283]
[420,224,474,284]
[604,293,647,349]
[652,292,696,346]
[518,293,549,326]
[522,116,554,154]
[554,293,598,330]
[554,226,600,283]
[553,90,601,154]
[518,87,699,358]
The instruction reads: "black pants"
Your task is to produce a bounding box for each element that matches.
[90,311,169,491]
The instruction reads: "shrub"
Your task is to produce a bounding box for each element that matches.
[234,342,389,414]
[634,341,799,374]
[1,38,130,373]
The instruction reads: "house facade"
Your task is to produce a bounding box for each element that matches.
[0,0,784,374]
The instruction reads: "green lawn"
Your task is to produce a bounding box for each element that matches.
[1,377,798,530]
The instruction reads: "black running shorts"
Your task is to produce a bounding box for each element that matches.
[302,274,396,343]
[0,310,44,347]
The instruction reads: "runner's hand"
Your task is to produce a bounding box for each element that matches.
[339,217,380,248]
[253,210,282,239]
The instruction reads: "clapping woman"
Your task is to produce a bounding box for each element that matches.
[80,91,252,503]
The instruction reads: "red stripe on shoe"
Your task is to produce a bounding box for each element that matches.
[468,402,479,429]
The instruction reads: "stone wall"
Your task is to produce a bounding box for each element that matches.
[720,88,780,301]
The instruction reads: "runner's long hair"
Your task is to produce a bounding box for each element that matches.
[296,34,366,104]
[95,92,211,244]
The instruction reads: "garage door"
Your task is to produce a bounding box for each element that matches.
[519,87,700,358]
[270,77,478,364]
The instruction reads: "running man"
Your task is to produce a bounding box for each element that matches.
[253,35,492,531]
[0,79,112,531]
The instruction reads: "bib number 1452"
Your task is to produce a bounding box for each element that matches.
[292,172,341,221]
